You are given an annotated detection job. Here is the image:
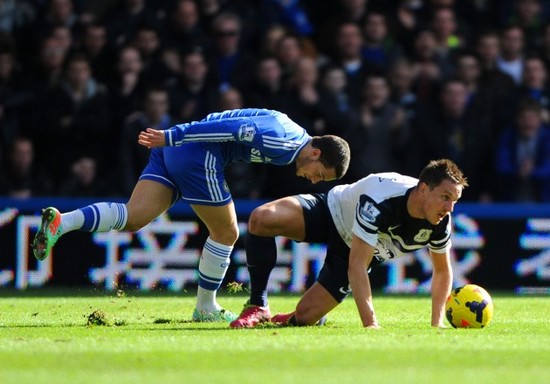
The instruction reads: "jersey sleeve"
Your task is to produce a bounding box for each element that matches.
[163,109,278,147]
[351,194,387,247]
[428,215,452,254]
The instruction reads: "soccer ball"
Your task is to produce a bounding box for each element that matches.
[445,284,494,328]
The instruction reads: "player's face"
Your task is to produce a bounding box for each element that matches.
[295,158,336,184]
[421,179,463,225]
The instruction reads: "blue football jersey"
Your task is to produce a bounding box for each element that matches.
[163,108,311,165]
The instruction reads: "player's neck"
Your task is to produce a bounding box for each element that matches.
[407,187,426,220]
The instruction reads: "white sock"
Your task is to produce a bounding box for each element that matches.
[60,202,128,235]
[196,237,233,313]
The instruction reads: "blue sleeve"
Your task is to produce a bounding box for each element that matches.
[163,109,281,146]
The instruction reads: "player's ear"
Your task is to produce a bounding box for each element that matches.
[311,147,321,160]
[418,182,428,194]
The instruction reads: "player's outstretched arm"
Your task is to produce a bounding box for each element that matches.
[138,128,167,148]
[429,249,453,328]
[348,235,379,329]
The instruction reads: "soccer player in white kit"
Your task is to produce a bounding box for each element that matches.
[231,159,468,328]
[31,108,350,322]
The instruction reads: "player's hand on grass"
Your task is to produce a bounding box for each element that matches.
[365,322,380,330]
[363,316,380,329]
[138,128,166,148]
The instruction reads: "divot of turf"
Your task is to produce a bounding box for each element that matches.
[86,310,109,326]
[153,318,172,324]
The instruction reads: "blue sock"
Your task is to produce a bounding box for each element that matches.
[246,233,277,307]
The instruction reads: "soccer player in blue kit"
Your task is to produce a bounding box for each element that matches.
[230,159,467,328]
[32,108,351,322]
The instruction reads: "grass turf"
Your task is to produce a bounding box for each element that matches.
[0,290,549,384]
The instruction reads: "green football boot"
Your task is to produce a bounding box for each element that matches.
[32,207,63,261]
[192,308,238,322]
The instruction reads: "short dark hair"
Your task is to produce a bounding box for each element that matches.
[516,98,542,116]
[418,159,468,189]
[311,135,351,179]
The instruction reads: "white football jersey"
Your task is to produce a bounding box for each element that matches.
[327,172,452,265]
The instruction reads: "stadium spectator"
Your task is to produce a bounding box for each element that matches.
[283,56,324,135]
[329,22,372,100]
[387,58,419,122]
[32,52,111,187]
[274,32,311,85]
[33,0,82,36]
[0,136,52,198]
[257,23,288,58]
[51,24,73,51]
[0,33,33,137]
[119,85,174,196]
[245,55,290,111]
[313,0,370,56]
[162,0,211,55]
[393,0,427,50]
[78,23,115,84]
[411,78,494,201]
[430,6,465,60]
[166,48,218,123]
[497,24,526,85]
[475,30,517,135]
[344,73,410,181]
[408,28,454,104]
[317,64,358,137]
[512,55,550,123]
[26,35,69,95]
[131,24,170,85]
[504,0,545,52]
[495,98,550,202]
[0,0,36,36]
[360,11,404,73]
[103,0,160,49]
[454,50,501,134]
[205,11,256,92]
[57,156,110,197]
[106,45,147,135]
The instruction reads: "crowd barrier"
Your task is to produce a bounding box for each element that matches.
[1,197,549,294]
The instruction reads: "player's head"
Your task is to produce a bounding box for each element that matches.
[296,135,350,183]
[415,159,468,224]
[311,135,350,179]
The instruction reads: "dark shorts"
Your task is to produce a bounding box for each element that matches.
[296,193,352,302]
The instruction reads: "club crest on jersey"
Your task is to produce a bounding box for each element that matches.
[414,229,432,242]
[359,202,380,223]
[238,124,256,143]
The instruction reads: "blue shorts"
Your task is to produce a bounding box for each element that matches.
[296,193,352,302]
[140,142,232,206]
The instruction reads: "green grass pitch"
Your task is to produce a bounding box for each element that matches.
[1,290,549,384]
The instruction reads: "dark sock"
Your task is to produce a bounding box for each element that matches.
[246,233,277,307]
[288,315,298,326]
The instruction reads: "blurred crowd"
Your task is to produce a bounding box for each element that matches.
[0,0,549,202]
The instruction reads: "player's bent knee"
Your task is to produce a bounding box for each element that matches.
[210,224,239,245]
[248,206,272,235]
[248,206,278,236]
